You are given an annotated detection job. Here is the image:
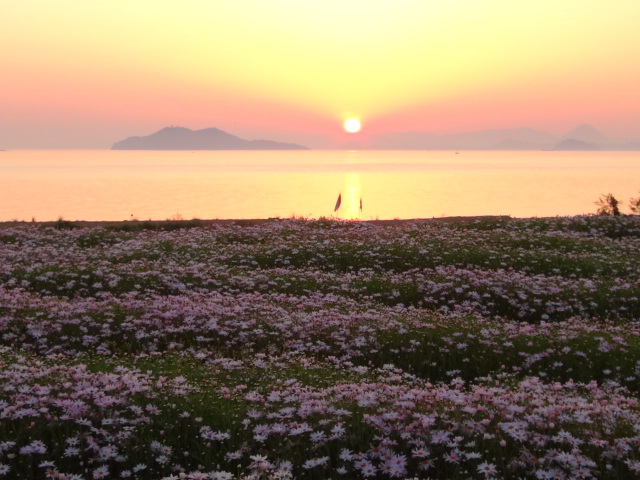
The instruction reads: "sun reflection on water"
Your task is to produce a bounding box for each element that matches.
[336,172,362,219]
[2,150,640,221]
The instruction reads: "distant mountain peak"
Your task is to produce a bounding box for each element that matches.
[112,126,308,150]
[563,124,610,143]
[571,124,599,133]
[368,124,640,150]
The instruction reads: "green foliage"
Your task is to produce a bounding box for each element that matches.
[55,217,79,230]
[630,192,640,214]
[595,193,621,216]
[106,219,205,232]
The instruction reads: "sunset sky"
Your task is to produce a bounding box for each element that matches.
[2,0,639,148]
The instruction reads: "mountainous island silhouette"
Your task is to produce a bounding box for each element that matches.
[112,126,309,150]
[111,124,639,151]
[368,124,640,151]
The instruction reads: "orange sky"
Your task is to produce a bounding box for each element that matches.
[1,0,639,148]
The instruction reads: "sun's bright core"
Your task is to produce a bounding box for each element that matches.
[344,118,361,133]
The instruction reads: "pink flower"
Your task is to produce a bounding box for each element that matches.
[477,462,497,477]
[92,465,109,479]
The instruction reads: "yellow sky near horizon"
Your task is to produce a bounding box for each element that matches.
[1,0,639,147]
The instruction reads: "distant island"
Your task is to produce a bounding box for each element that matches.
[369,124,640,151]
[112,126,309,150]
[553,138,600,151]
[110,124,639,151]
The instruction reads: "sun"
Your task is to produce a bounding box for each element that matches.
[344,118,361,133]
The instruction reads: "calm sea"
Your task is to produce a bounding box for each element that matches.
[1,150,639,221]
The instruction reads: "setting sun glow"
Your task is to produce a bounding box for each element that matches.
[344,119,361,133]
[1,1,639,148]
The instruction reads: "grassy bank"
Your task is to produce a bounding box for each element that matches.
[0,216,639,479]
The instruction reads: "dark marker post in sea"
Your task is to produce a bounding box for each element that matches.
[334,193,342,212]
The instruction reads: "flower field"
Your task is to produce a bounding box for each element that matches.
[1,216,639,480]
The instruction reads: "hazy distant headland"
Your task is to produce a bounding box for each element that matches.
[110,124,640,151]
[112,126,309,150]
[369,124,640,151]
[553,138,600,151]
